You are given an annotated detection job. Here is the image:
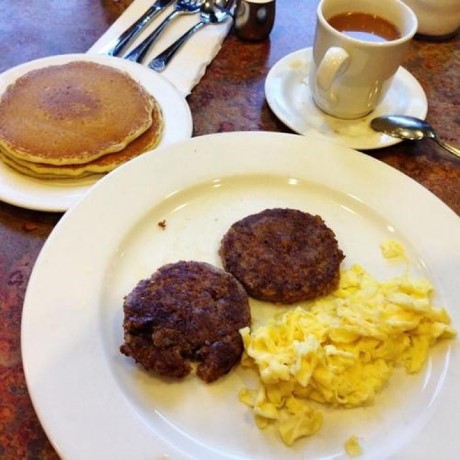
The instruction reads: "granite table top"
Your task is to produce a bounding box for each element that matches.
[0,0,458,457]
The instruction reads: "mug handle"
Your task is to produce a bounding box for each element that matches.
[315,47,349,106]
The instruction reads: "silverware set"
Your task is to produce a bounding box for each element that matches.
[103,0,234,71]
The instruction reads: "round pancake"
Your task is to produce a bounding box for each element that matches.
[0,61,155,165]
[0,100,163,179]
[219,208,345,304]
[120,261,251,383]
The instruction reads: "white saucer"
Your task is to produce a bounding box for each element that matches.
[265,48,428,150]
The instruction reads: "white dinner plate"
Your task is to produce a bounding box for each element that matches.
[22,132,459,459]
[265,48,428,150]
[0,53,193,212]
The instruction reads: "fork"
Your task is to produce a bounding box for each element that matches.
[148,0,234,72]
[103,0,175,57]
[125,0,204,63]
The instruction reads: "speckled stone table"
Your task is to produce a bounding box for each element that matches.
[0,0,458,458]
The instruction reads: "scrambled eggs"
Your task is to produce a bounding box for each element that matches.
[344,436,362,457]
[238,242,456,448]
[380,240,407,261]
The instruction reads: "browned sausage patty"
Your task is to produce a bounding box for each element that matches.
[219,208,344,304]
[120,261,251,383]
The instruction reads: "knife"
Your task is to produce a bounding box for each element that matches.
[103,0,175,57]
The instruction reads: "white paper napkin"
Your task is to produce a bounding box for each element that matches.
[87,0,233,97]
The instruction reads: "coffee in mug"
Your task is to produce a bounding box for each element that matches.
[309,0,417,119]
[327,12,401,42]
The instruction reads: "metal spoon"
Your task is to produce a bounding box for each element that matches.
[124,0,204,63]
[148,0,234,72]
[371,115,460,158]
[102,0,174,57]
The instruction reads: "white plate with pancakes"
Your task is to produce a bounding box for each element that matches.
[0,54,193,212]
[21,132,460,459]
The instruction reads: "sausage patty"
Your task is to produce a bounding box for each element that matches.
[120,261,251,383]
[219,208,344,304]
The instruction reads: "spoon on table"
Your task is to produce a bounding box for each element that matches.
[370,115,460,158]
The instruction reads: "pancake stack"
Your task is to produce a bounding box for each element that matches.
[0,61,164,179]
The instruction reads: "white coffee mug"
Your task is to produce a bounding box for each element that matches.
[309,0,418,119]
[401,0,460,37]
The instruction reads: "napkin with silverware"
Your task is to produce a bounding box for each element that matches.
[87,0,233,97]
